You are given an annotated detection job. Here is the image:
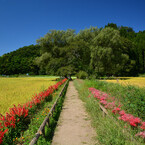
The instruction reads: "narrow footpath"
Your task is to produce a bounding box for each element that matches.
[52,81,97,145]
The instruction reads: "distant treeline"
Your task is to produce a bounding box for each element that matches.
[0,23,145,77]
[0,45,40,75]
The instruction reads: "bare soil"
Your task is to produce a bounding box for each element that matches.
[51,81,97,145]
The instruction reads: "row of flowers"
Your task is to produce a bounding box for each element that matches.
[0,78,67,144]
[89,88,145,139]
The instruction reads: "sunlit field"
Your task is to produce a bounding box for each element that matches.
[104,77,145,88]
[0,77,57,114]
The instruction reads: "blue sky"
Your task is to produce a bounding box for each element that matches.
[0,0,145,56]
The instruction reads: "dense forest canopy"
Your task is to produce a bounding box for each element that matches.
[0,45,40,75]
[0,23,145,77]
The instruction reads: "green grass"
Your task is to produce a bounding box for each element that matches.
[74,79,145,145]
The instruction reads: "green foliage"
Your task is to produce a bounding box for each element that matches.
[56,65,76,77]
[90,27,129,76]
[76,71,88,79]
[134,31,145,73]
[105,23,118,29]
[0,45,40,75]
[1,23,145,76]
[88,74,97,80]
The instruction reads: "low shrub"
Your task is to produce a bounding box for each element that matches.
[76,71,88,79]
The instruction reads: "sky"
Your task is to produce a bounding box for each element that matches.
[0,0,145,56]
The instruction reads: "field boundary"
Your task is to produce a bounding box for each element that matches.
[29,80,69,145]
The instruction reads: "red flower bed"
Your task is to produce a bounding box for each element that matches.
[0,78,67,144]
[89,87,145,139]
[0,128,8,144]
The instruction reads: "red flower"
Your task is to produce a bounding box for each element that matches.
[130,121,137,127]
[112,107,121,114]
[135,131,145,138]
[100,100,107,105]
[0,129,8,144]
[119,110,125,116]
[140,122,145,130]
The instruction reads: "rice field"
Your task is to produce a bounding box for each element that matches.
[104,77,145,88]
[0,77,57,114]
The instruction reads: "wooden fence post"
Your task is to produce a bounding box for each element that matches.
[29,80,69,145]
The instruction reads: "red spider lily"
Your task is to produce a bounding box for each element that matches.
[104,101,116,109]
[0,104,29,129]
[9,105,29,118]
[135,131,145,138]
[100,100,107,105]
[0,129,8,144]
[89,89,109,102]
[119,110,126,116]
[89,87,144,130]
[89,87,145,140]
[0,113,16,128]
[112,107,121,114]
[118,113,141,127]
[141,122,145,130]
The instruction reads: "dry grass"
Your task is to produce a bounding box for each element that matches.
[105,77,145,88]
[0,77,57,114]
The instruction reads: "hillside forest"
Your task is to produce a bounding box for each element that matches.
[0,23,145,77]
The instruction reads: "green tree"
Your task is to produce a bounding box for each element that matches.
[134,32,145,73]
[90,27,129,76]
[0,45,40,75]
[105,23,118,29]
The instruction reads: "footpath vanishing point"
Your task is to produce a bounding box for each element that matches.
[52,81,97,145]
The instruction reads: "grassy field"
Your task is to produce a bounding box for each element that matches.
[104,77,145,88]
[0,77,57,114]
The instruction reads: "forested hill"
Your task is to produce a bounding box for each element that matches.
[0,45,40,75]
[0,23,145,77]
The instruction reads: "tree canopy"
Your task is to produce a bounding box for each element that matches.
[0,45,40,75]
[0,23,145,77]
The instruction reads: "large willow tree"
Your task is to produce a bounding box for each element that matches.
[35,26,136,77]
[90,27,129,76]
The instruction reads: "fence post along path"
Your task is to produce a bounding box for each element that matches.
[51,81,96,145]
[29,80,69,145]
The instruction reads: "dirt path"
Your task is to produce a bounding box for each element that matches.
[51,81,97,145]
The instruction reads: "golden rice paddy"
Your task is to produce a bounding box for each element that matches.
[0,77,57,115]
[104,77,145,88]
